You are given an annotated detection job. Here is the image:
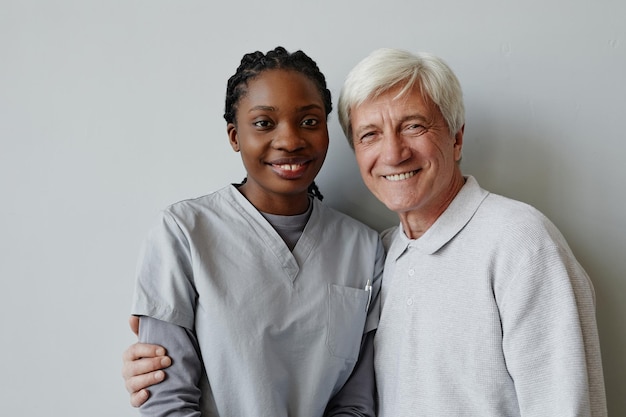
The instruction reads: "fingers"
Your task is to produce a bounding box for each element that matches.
[121,343,171,406]
[123,318,169,408]
[122,354,171,379]
[130,388,150,408]
[122,345,171,378]
[122,342,167,363]
[122,355,171,405]
[125,368,166,403]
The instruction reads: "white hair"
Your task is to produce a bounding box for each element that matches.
[338,48,465,148]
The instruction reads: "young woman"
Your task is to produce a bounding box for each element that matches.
[127,47,383,416]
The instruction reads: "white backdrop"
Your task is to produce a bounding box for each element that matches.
[1,1,624,415]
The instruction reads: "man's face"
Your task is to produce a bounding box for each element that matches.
[350,84,464,219]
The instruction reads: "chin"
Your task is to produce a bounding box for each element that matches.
[383,198,419,214]
[381,200,406,213]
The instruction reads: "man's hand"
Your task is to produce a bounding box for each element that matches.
[122,316,172,407]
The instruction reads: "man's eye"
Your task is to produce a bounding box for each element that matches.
[406,124,426,134]
[359,132,376,142]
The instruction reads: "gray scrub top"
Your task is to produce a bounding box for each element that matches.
[132,185,384,417]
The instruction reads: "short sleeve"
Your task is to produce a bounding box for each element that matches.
[131,211,197,329]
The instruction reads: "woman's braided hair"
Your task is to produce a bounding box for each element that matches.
[225,47,331,201]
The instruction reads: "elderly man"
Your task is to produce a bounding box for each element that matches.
[122,49,607,416]
[337,48,606,416]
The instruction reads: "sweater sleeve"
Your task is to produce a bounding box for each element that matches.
[138,316,203,417]
[500,245,607,416]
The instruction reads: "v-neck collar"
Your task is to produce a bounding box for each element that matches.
[224,185,320,283]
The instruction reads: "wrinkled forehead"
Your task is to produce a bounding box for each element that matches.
[352,82,437,121]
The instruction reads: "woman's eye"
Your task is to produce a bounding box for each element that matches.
[301,118,319,127]
[253,120,272,128]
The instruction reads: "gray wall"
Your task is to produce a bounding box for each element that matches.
[1,1,624,415]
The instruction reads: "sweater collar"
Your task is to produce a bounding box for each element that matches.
[386,176,489,260]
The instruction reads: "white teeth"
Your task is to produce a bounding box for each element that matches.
[276,164,302,171]
[384,171,416,181]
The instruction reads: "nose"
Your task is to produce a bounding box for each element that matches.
[272,123,305,152]
[380,132,411,165]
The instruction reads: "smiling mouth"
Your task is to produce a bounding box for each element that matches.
[269,160,312,179]
[273,163,306,171]
[384,170,418,182]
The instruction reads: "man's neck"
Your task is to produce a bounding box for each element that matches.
[398,174,466,240]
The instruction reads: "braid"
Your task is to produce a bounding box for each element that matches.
[308,182,324,201]
[224,46,332,124]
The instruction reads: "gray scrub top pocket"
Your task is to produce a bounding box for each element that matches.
[326,283,369,361]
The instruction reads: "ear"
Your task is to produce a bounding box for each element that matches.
[227,123,240,152]
[453,124,464,162]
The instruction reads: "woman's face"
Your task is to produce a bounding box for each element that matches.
[227,69,329,215]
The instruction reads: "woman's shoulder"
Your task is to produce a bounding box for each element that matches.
[161,186,233,223]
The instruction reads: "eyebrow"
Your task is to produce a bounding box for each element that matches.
[248,105,276,113]
[399,113,430,124]
[354,124,378,137]
[248,104,325,113]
